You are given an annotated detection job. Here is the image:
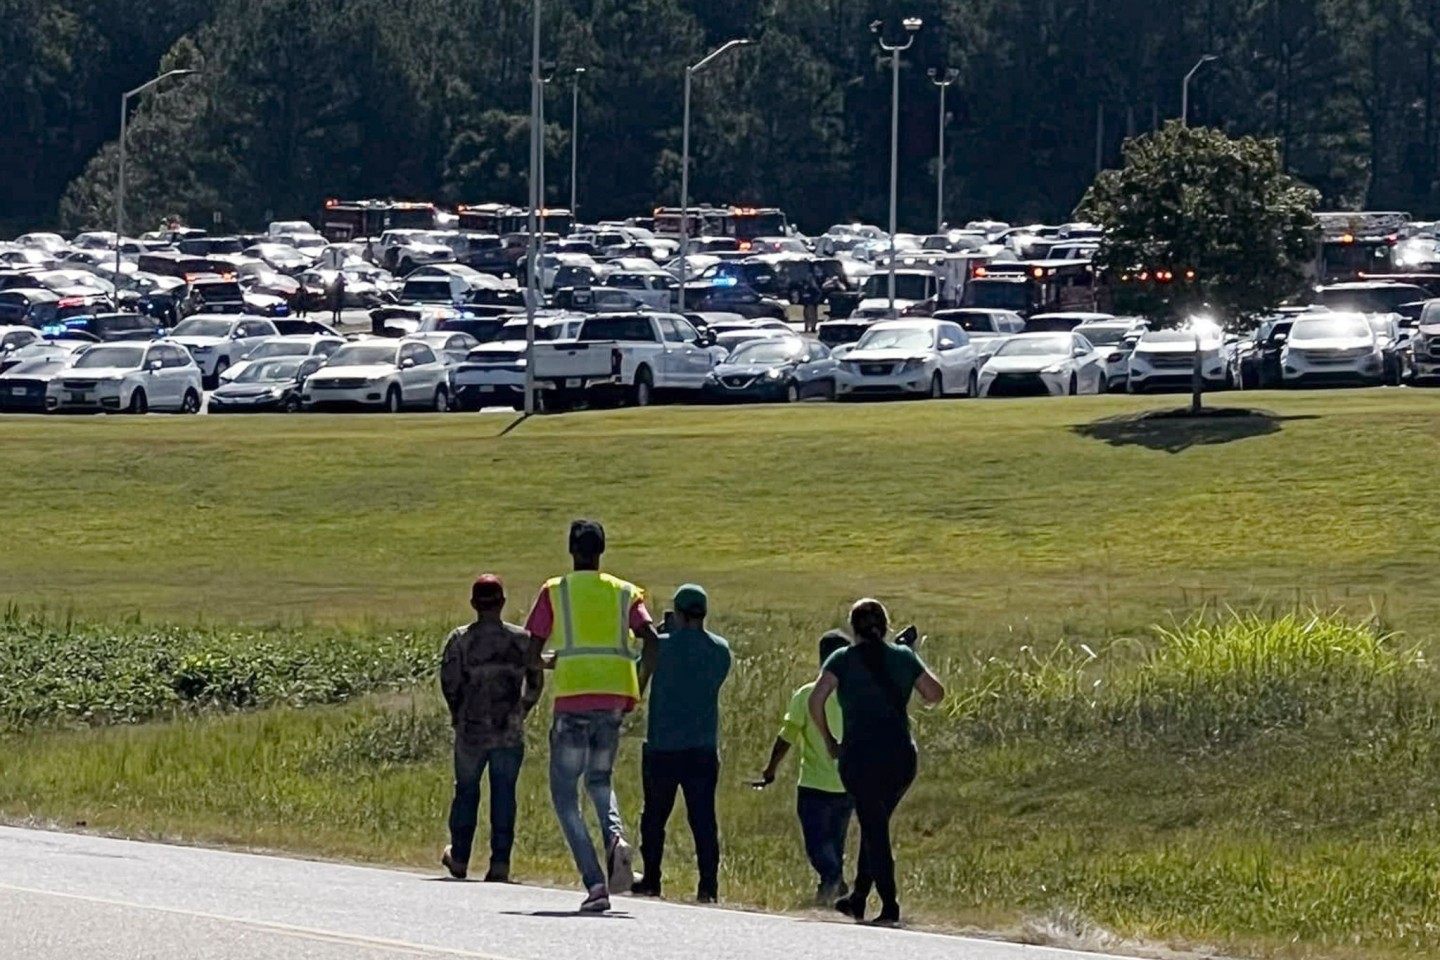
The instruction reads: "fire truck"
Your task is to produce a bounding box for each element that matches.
[319,200,445,242]
[1314,211,1410,283]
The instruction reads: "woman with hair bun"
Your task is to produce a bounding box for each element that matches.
[808,598,945,927]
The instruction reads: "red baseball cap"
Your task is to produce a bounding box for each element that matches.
[472,574,505,601]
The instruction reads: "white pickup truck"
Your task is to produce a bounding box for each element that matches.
[530,312,717,409]
[451,314,584,411]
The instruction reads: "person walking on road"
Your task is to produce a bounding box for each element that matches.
[755,629,853,902]
[525,519,661,913]
[439,575,543,883]
[809,599,944,927]
[329,271,346,325]
[632,585,732,903]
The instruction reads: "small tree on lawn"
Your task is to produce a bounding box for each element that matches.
[1076,121,1319,412]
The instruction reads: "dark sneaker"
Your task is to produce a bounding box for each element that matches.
[580,884,611,913]
[606,836,635,893]
[870,909,902,929]
[440,846,467,880]
[696,885,717,904]
[483,862,510,883]
[631,874,662,897]
[817,880,848,904]
[835,893,865,921]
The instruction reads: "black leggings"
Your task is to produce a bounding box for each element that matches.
[839,741,917,915]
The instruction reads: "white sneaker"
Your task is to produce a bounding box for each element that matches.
[580,884,611,913]
[607,836,635,893]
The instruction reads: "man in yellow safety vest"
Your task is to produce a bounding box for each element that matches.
[524,519,660,913]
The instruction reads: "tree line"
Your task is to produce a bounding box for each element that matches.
[5,0,1440,235]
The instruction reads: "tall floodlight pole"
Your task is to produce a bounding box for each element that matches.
[928,67,958,235]
[523,0,542,415]
[679,38,752,312]
[115,68,197,280]
[570,68,585,218]
[873,18,923,316]
[1181,55,1218,127]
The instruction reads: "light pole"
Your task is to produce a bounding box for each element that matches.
[1181,55,1218,127]
[570,68,585,219]
[538,63,556,237]
[873,17,923,316]
[115,68,196,280]
[928,67,958,235]
[523,0,542,415]
[679,38,752,311]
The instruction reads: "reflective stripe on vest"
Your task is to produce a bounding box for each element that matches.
[553,578,632,659]
[548,572,642,702]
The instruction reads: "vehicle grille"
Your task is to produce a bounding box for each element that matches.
[470,351,523,364]
[1426,339,1440,359]
[722,375,755,389]
[858,363,895,377]
[1295,348,1369,362]
[986,373,1051,397]
[1146,354,1195,369]
[310,377,369,390]
[62,379,98,391]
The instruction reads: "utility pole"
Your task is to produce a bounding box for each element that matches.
[115,68,197,280]
[928,67,958,234]
[873,17,923,317]
[523,0,542,416]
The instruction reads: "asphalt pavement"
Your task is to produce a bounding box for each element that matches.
[0,826,1134,960]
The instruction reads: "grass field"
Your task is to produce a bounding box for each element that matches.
[5,391,1440,958]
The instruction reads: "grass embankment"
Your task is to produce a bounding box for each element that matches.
[4,392,1440,957]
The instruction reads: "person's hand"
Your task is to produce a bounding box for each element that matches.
[824,736,840,760]
[749,769,776,790]
[540,651,557,671]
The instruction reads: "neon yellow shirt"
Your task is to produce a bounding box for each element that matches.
[779,681,845,794]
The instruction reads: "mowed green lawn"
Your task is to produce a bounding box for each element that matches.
[2,390,1437,638]
[7,391,1440,958]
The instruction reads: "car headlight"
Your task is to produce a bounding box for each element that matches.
[191,345,212,354]
[1041,363,1068,375]
[764,368,785,380]
[270,387,288,398]
[897,358,925,374]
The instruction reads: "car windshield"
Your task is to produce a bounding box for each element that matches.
[1292,316,1373,340]
[171,318,233,338]
[328,344,397,366]
[499,321,566,342]
[727,339,806,364]
[73,346,144,369]
[236,359,303,383]
[995,336,1071,357]
[1076,326,1127,346]
[861,274,932,301]
[856,326,934,351]
[249,341,311,359]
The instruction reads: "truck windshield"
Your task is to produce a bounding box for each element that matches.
[578,317,656,342]
[861,274,932,301]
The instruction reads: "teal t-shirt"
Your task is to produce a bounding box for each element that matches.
[646,627,732,751]
[821,642,924,748]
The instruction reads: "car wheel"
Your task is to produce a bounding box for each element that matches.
[632,367,654,407]
[282,396,301,414]
[784,382,800,403]
[928,373,944,399]
[824,380,837,401]
[967,369,979,398]
[1068,373,1078,396]
[1097,372,1109,394]
[384,386,402,413]
[180,389,201,415]
[433,386,450,412]
[127,389,148,415]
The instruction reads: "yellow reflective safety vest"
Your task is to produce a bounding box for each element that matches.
[547,571,642,701]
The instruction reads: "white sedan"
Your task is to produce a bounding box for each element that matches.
[168,314,280,387]
[834,319,981,399]
[221,334,345,383]
[402,331,482,366]
[978,332,1106,397]
[301,339,453,412]
[45,342,203,414]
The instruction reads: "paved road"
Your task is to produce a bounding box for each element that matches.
[0,827,1131,960]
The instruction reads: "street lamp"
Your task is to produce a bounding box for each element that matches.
[524,0,542,415]
[679,38,753,311]
[873,17,923,316]
[537,63,556,236]
[570,68,586,218]
[1181,54,1218,127]
[928,67,959,235]
[114,68,197,279]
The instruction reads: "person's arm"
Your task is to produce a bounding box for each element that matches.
[523,589,555,670]
[522,636,545,714]
[755,737,791,788]
[807,671,841,759]
[635,621,660,695]
[439,632,464,726]
[914,660,945,705]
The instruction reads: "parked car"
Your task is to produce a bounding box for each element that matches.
[703,336,837,403]
[834,319,981,400]
[682,282,788,321]
[0,356,72,412]
[221,334,345,383]
[1410,301,1440,382]
[209,357,324,414]
[978,332,1106,397]
[1315,282,1433,315]
[45,341,203,414]
[529,312,716,408]
[451,315,585,411]
[167,314,281,387]
[302,339,453,412]
[1239,315,1298,389]
[1364,313,1412,385]
[1074,317,1149,391]
[603,270,678,311]
[402,331,482,366]
[1127,327,1236,394]
[1280,312,1385,388]
[0,325,43,363]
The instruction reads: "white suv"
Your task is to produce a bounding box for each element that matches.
[302,339,453,412]
[46,342,203,414]
[168,314,279,387]
[1280,312,1384,387]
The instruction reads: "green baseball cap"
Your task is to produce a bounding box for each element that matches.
[673,583,709,616]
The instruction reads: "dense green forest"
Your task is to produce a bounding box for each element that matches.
[5,0,1439,234]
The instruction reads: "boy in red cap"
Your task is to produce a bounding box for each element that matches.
[439,574,544,882]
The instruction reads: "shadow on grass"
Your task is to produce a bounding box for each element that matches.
[1072,407,1320,454]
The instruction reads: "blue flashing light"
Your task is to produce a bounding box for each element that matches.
[713,276,738,287]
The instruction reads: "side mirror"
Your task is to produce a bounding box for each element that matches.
[400,357,416,369]
[1073,346,1089,357]
[1273,333,1288,345]
[148,358,163,372]
[938,339,956,351]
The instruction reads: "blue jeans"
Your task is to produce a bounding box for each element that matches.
[448,742,525,869]
[548,709,625,890]
[797,786,853,887]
